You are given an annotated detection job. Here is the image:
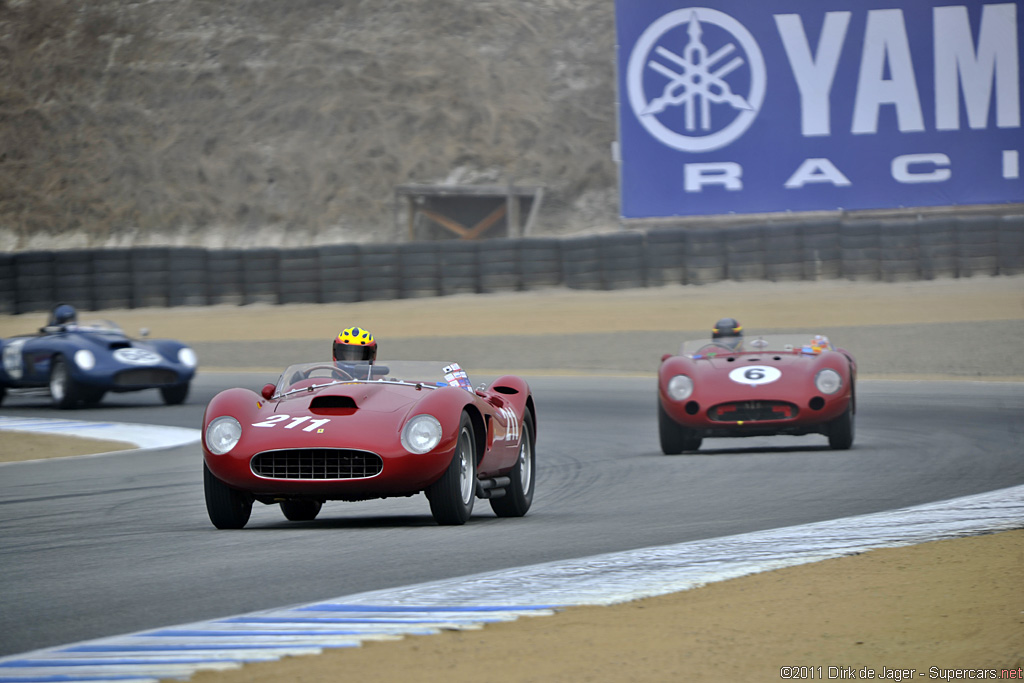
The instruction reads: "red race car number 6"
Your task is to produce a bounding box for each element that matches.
[251,414,332,432]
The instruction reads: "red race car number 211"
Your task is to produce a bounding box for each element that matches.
[252,414,331,432]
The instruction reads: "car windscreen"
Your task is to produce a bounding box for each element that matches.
[680,334,835,358]
[274,361,474,396]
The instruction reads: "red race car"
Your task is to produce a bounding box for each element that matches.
[658,334,856,454]
[202,360,536,529]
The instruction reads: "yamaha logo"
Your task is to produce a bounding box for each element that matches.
[113,348,162,366]
[626,7,766,153]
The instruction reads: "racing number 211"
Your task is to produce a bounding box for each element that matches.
[252,414,331,432]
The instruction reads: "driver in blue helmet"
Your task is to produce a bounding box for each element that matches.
[711,317,744,351]
[45,303,78,331]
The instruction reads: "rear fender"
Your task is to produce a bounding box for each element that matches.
[487,375,532,424]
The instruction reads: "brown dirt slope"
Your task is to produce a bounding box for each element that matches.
[0,1,617,249]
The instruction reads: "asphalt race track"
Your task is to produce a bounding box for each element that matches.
[1,371,1022,658]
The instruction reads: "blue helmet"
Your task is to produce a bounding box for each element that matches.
[50,303,78,326]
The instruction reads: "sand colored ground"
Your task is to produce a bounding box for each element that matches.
[3,276,1019,344]
[1,276,1022,679]
[183,530,1024,683]
[0,431,136,462]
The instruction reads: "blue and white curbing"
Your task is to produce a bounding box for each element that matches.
[0,416,200,457]
[0,482,1021,683]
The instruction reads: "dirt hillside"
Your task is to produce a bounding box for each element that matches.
[0,0,617,250]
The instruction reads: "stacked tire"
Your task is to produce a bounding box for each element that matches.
[998,214,1024,275]
[725,225,765,282]
[169,248,209,306]
[600,232,645,290]
[683,229,726,285]
[398,241,440,298]
[438,241,480,296]
[561,236,602,290]
[762,223,803,282]
[879,220,920,282]
[478,238,521,293]
[131,247,171,308]
[319,245,361,303]
[800,220,841,281]
[643,228,687,287]
[839,220,881,281]
[278,247,320,304]
[54,250,94,311]
[207,250,245,305]
[917,217,958,279]
[92,250,132,310]
[519,238,561,290]
[956,216,999,277]
[242,249,280,305]
[359,244,400,301]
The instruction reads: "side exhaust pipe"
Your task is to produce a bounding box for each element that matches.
[475,475,511,499]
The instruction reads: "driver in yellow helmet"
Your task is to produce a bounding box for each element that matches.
[333,326,377,363]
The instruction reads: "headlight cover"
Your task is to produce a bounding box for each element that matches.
[401,414,443,454]
[667,374,694,401]
[73,349,96,370]
[206,416,242,455]
[178,348,198,368]
[815,368,843,395]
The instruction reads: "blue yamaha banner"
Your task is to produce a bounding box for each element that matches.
[615,1,1023,218]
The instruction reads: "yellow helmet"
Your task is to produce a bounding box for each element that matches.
[333,326,377,362]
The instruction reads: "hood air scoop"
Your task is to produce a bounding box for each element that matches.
[309,395,358,415]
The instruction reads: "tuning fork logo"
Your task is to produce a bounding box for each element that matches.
[627,8,766,152]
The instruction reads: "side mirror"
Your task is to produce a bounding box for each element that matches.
[261,383,276,400]
[661,354,672,362]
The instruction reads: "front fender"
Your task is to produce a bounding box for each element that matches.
[202,387,265,453]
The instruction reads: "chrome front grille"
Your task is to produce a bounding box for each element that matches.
[251,449,383,480]
[709,400,799,423]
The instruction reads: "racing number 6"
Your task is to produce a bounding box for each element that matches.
[744,368,765,381]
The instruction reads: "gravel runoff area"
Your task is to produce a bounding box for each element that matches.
[1,275,1022,680]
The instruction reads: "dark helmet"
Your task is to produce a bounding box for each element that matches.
[711,317,743,349]
[49,303,78,326]
[333,326,377,362]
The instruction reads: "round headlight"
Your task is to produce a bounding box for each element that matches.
[815,369,843,395]
[73,349,96,370]
[401,414,443,454]
[667,374,694,401]
[206,416,242,455]
[178,348,198,368]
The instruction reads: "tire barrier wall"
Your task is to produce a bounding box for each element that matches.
[1,215,1022,315]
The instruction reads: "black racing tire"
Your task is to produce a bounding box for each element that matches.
[658,400,702,454]
[204,463,253,529]
[828,405,855,450]
[426,412,477,525]
[161,383,190,405]
[49,356,81,409]
[280,499,323,522]
[0,385,5,406]
[490,407,535,518]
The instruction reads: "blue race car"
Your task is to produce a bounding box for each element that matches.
[0,304,198,409]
